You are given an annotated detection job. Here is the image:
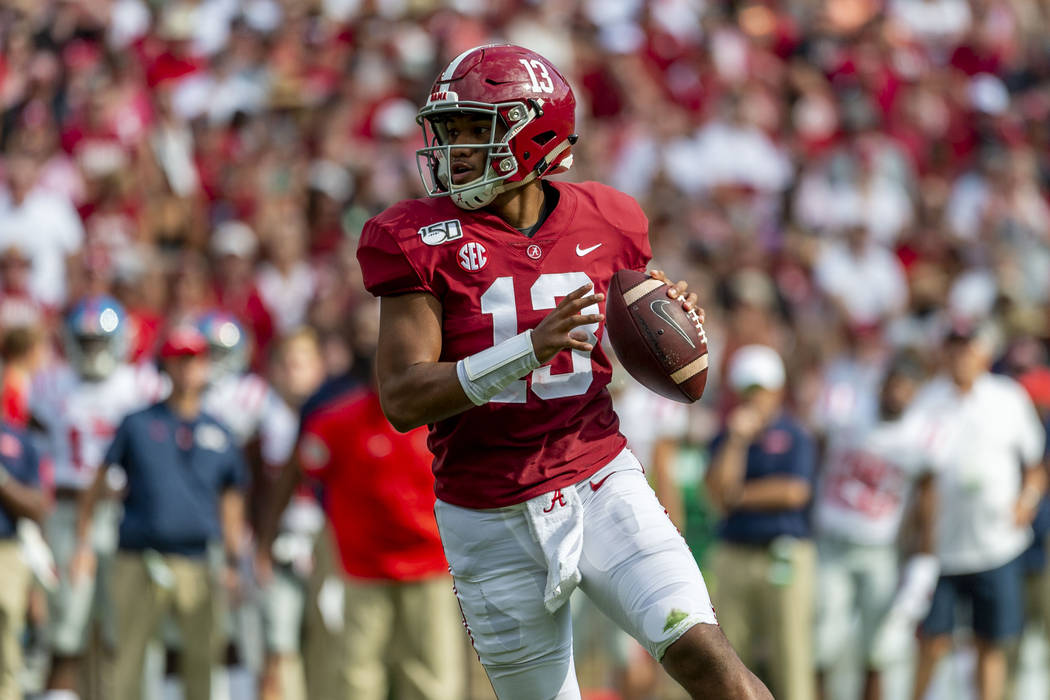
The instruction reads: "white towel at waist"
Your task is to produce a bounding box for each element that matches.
[524,485,584,613]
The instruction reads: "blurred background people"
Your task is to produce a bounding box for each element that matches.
[705,345,817,700]
[0,418,46,700]
[262,301,464,700]
[811,352,937,700]
[74,325,247,700]
[32,296,164,700]
[911,321,1046,700]
[1,0,1050,697]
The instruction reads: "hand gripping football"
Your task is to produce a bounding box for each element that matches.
[605,270,709,403]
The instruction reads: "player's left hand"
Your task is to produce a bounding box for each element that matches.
[649,269,705,323]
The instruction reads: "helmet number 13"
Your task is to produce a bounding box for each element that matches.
[519,59,554,94]
[480,272,598,402]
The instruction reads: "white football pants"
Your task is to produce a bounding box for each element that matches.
[435,448,717,700]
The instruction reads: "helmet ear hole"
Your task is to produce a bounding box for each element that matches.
[531,130,556,146]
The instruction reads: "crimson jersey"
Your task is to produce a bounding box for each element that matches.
[357,180,651,508]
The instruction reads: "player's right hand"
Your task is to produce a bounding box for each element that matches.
[531,283,605,364]
[70,541,96,584]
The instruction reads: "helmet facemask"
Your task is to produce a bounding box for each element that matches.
[68,334,122,381]
[416,100,537,210]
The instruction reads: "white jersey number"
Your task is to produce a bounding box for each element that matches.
[480,273,599,403]
[519,59,555,94]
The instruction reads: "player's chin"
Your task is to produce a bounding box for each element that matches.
[450,167,482,186]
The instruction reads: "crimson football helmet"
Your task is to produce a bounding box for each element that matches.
[416,44,577,210]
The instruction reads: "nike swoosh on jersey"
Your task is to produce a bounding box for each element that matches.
[589,473,614,491]
[575,243,602,256]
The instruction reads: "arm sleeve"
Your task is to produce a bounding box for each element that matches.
[356,218,432,297]
[222,443,249,490]
[103,418,129,468]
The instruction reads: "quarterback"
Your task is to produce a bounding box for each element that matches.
[357,44,770,699]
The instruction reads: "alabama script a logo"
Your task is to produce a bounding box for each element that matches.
[543,489,567,513]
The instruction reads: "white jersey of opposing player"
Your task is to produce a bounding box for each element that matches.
[32,362,168,490]
[202,373,321,536]
[614,379,689,468]
[201,372,297,465]
[814,413,937,547]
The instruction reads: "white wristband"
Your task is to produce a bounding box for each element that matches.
[457,330,541,405]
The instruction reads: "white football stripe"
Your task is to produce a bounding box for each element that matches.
[622,278,664,306]
[671,354,709,384]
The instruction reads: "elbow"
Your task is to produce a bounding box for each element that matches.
[378,390,425,433]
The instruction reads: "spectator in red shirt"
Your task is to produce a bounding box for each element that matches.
[260,301,464,700]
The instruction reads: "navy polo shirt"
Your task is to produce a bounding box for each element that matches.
[0,424,39,539]
[106,402,247,557]
[712,413,816,545]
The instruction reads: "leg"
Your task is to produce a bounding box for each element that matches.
[575,453,769,700]
[969,558,1025,700]
[813,540,855,696]
[260,565,306,700]
[45,499,96,692]
[862,669,881,700]
[913,636,952,700]
[302,526,343,700]
[390,576,465,700]
[0,540,30,700]
[110,554,166,700]
[767,538,817,700]
[434,499,581,700]
[856,545,900,700]
[343,577,396,700]
[914,571,959,700]
[169,556,216,700]
[661,624,772,700]
[708,544,759,671]
[975,639,1008,700]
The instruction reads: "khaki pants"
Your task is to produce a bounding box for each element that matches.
[343,574,465,700]
[0,540,29,700]
[110,553,215,700]
[711,539,816,700]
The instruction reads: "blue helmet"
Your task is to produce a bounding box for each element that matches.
[64,295,128,380]
[195,310,248,379]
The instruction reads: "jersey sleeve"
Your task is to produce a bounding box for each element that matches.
[222,441,249,490]
[356,217,432,297]
[104,417,130,469]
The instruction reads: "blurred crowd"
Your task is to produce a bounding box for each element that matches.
[4,0,1050,698]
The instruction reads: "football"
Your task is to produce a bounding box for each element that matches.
[605,269,709,403]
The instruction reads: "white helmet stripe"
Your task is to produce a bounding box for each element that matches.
[438,46,481,90]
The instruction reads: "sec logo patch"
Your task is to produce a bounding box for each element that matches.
[458,241,488,272]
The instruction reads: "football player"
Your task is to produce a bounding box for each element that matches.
[356,44,770,700]
[34,295,166,698]
[812,353,938,700]
[195,311,313,699]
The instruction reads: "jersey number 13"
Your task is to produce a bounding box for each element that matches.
[480,272,599,403]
